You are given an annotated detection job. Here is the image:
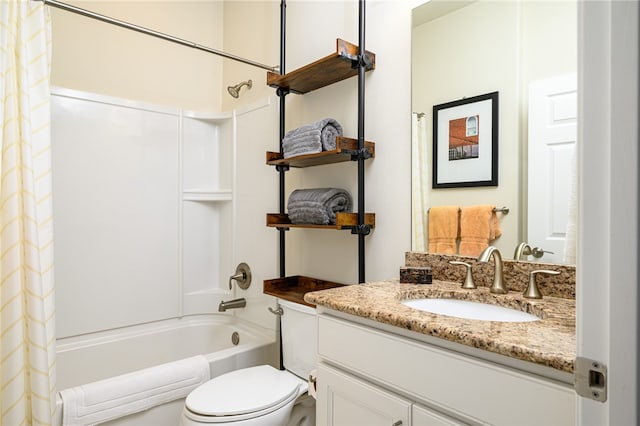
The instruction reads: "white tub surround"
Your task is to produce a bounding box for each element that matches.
[51,87,238,338]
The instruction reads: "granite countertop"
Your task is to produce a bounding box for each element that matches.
[304,279,576,373]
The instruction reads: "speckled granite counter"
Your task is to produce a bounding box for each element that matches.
[304,279,576,374]
[405,252,576,298]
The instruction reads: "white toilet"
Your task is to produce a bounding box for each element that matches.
[181,299,317,425]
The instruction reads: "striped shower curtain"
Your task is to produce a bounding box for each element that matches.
[0,1,56,425]
[412,113,428,251]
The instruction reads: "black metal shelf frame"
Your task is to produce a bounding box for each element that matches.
[275,0,369,284]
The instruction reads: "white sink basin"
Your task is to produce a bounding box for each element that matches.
[401,298,540,322]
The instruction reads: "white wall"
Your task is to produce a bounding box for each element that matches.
[51,1,225,111]
[221,0,280,112]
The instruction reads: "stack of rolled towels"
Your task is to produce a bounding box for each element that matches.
[287,188,353,225]
[282,118,343,159]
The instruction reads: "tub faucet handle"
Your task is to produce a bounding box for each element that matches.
[229,263,251,290]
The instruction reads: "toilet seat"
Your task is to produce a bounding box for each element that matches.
[184,365,305,423]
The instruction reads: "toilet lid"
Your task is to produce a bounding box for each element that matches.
[185,365,303,417]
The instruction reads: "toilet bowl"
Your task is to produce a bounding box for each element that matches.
[180,299,316,426]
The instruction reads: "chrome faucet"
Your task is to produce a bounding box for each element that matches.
[514,242,532,260]
[477,246,508,294]
[218,298,246,312]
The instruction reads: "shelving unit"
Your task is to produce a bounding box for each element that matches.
[264,1,374,302]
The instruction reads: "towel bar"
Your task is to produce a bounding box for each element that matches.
[427,206,509,214]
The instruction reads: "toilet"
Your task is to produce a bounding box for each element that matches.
[181,299,317,425]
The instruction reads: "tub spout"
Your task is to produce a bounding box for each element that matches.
[218,298,246,312]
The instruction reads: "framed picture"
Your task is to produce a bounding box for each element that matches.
[432,91,499,188]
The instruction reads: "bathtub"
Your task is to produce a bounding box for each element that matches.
[54,315,277,425]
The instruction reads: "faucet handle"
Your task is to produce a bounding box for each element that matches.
[531,247,554,258]
[229,262,252,290]
[524,269,560,299]
[449,261,476,289]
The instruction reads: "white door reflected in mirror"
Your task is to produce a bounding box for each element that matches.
[527,74,578,264]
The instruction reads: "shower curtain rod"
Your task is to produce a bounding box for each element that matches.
[38,0,279,72]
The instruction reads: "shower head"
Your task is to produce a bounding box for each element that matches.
[227,79,252,98]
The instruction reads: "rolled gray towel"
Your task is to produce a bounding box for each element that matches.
[287,188,353,225]
[282,118,343,158]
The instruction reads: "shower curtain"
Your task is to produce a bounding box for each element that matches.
[412,113,428,251]
[0,1,56,425]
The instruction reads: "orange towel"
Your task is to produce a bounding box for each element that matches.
[428,206,459,254]
[459,205,502,256]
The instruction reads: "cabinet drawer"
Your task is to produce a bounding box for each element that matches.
[318,314,575,425]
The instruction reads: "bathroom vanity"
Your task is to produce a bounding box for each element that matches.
[305,279,576,425]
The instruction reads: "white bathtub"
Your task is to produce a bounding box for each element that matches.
[54,315,277,425]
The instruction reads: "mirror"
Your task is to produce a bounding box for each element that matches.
[411,0,577,264]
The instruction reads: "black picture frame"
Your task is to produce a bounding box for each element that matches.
[432,91,499,188]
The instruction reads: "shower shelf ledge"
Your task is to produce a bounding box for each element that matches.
[267,137,375,168]
[266,212,375,230]
[267,38,376,94]
[182,190,232,201]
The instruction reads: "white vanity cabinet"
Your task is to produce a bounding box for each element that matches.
[316,313,576,426]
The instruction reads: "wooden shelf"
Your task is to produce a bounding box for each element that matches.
[267,39,375,94]
[267,137,375,168]
[263,275,348,307]
[266,212,375,230]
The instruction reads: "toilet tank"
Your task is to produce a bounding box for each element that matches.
[278,298,317,379]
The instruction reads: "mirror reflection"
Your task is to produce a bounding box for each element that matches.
[411,0,577,265]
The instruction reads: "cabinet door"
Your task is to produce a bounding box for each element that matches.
[412,404,465,426]
[317,364,411,426]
